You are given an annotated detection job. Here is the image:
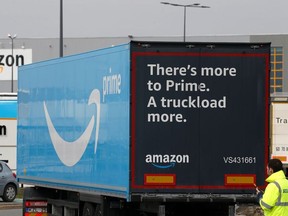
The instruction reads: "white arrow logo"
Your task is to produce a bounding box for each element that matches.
[43,89,101,167]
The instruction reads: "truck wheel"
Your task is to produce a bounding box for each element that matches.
[2,184,16,202]
[94,204,102,216]
[83,203,95,216]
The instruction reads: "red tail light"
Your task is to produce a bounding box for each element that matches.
[13,172,16,178]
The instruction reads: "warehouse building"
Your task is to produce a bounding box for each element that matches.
[0,34,287,93]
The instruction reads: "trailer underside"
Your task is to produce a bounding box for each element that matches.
[22,187,261,216]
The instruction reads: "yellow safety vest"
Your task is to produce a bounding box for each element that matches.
[260,170,288,216]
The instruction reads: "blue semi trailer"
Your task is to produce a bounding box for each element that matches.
[17,41,270,216]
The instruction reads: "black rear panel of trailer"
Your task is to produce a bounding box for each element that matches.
[130,41,270,194]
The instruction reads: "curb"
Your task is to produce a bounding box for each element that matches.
[0,199,23,210]
[0,203,22,210]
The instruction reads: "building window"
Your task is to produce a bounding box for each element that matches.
[270,47,283,93]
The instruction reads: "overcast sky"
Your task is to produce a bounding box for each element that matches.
[1,0,288,39]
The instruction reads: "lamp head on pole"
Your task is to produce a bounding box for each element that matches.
[160,1,210,42]
[161,2,209,8]
[8,34,17,40]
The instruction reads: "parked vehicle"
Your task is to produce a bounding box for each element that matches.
[0,160,18,202]
[17,41,270,216]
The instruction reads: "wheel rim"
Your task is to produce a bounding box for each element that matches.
[6,186,16,200]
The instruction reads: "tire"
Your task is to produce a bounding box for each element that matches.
[94,204,102,216]
[82,203,95,216]
[2,184,17,202]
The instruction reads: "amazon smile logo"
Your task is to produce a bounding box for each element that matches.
[43,89,101,167]
[145,154,190,169]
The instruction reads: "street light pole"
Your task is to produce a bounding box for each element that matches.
[184,6,187,42]
[60,0,63,57]
[8,34,17,93]
[161,2,210,42]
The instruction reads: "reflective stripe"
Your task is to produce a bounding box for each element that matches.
[261,199,273,209]
[274,181,281,203]
[273,181,288,206]
[275,202,288,206]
